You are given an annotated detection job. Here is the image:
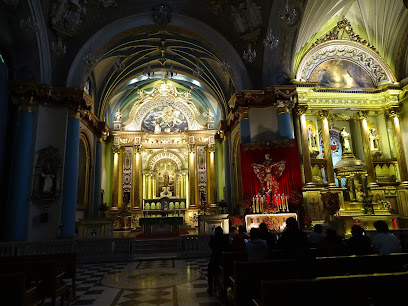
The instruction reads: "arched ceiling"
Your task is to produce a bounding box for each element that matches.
[293,0,408,78]
[1,0,408,122]
[88,27,235,122]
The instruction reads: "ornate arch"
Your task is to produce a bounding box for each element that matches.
[123,81,204,131]
[296,40,396,86]
[147,151,185,171]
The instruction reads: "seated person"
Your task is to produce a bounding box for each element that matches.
[259,222,276,250]
[308,224,325,248]
[231,225,250,254]
[317,228,348,257]
[346,224,373,255]
[246,228,269,262]
[277,217,309,259]
[373,220,401,255]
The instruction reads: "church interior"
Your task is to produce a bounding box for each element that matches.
[2,0,408,305]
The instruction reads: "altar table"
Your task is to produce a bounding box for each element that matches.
[245,213,297,232]
[139,217,183,235]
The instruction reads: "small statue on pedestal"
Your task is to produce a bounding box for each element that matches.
[340,127,351,153]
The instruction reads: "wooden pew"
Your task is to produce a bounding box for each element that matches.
[227,258,315,306]
[0,253,76,299]
[0,253,77,305]
[314,252,408,277]
[0,272,41,306]
[256,271,408,306]
[218,252,247,302]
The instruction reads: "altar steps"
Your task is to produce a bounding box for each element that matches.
[132,239,178,259]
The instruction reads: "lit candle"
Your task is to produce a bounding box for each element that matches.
[393,219,397,230]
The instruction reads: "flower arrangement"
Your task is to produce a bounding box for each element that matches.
[288,190,303,207]
[381,200,391,210]
[263,216,280,231]
[229,216,244,229]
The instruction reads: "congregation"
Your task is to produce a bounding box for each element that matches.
[207,218,403,297]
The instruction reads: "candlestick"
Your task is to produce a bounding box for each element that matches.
[252,196,255,213]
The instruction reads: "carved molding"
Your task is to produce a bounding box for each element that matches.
[9,81,93,112]
[296,40,396,85]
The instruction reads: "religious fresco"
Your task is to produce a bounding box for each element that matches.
[309,59,375,88]
[141,106,188,133]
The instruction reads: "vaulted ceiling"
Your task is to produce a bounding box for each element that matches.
[1,0,408,121]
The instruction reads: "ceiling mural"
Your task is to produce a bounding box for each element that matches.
[309,59,375,89]
[141,106,188,133]
[123,81,205,131]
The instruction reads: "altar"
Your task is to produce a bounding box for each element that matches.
[139,217,183,235]
[245,213,297,232]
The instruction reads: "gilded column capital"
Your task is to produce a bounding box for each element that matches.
[113,146,121,154]
[208,144,215,152]
[188,144,196,153]
[386,107,401,118]
[295,105,308,116]
[317,110,329,119]
[354,110,369,120]
[134,145,142,153]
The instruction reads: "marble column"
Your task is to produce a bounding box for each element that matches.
[6,105,35,241]
[188,144,197,208]
[132,145,142,210]
[317,110,336,186]
[93,139,102,217]
[356,111,378,187]
[277,100,294,139]
[388,109,408,184]
[111,146,121,209]
[296,106,314,186]
[60,111,80,238]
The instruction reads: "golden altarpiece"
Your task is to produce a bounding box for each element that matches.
[108,81,218,229]
[293,19,408,233]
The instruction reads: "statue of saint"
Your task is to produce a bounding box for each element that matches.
[369,128,380,151]
[206,107,214,122]
[251,154,286,194]
[114,106,122,121]
[340,127,351,152]
[307,127,317,150]
[41,161,55,193]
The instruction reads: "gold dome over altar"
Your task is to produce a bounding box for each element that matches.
[334,152,366,176]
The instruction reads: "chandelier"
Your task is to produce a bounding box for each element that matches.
[220,60,231,72]
[114,58,126,71]
[263,31,279,49]
[279,0,297,25]
[52,39,66,56]
[243,44,256,63]
[143,62,154,78]
[193,64,204,78]
[166,63,177,78]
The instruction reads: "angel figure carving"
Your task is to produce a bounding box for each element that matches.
[251,154,286,194]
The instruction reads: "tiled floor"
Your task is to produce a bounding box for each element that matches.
[65,258,220,305]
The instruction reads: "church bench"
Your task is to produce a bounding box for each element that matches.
[255,271,408,306]
[0,253,76,305]
[217,252,248,302]
[0,272,41,306]
[227,258,314,306]
[314,252,408,277]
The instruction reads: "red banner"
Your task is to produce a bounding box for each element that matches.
[240,141,303,200]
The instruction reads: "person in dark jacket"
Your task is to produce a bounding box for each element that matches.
[346,224,373,255]
[207,226,230,295]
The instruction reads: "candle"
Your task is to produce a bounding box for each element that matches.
[393,219,397,230]
[252,196,255,212]
[285,196,289,212]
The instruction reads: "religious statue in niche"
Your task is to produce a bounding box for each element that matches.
[369,127,382,159]
[251,154,286,195]
[340,127,351,153]
[307,126,319,157]
[154,118,161,133]
[32,146,63,203]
